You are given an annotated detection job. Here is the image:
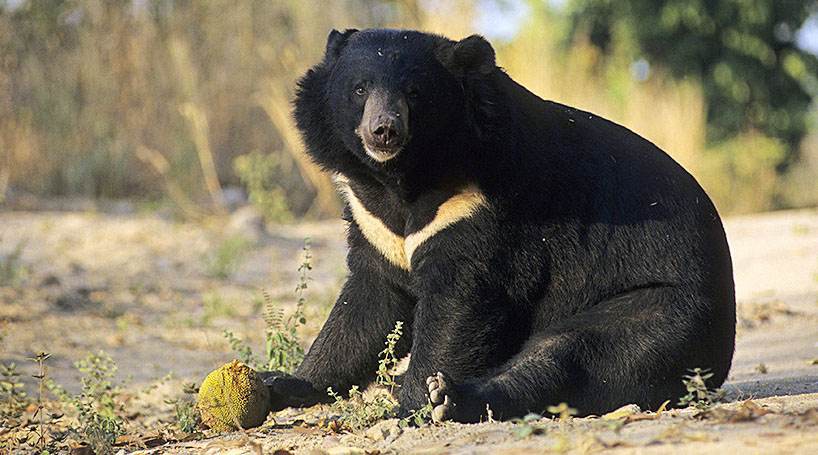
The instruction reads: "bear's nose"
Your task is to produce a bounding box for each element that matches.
[370,116,402,147]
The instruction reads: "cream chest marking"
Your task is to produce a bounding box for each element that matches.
[334,175,488,271]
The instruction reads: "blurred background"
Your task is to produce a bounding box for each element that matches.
[2,0,818,219]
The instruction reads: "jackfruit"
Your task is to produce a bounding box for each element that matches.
[197,360,271,432]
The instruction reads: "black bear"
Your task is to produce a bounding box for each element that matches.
[263,28,736,423]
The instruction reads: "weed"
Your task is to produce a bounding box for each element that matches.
[376,321,403,392]
[678,368,726,410]
[29,352,56,451]
[223,329,258,367]
[0,362,29,425]
[233,152,294,224]
[49,351,126,454]
[0,237,29,287]
[326,321,431,431]
[205,235,250,279]
[166,382,201,434]
[546,402,577,421]
[224,239,311,373]
[201,292,236,325]
[0,355,67,453]
[511,413,547,438]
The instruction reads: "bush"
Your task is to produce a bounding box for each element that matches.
[698,132,787,214]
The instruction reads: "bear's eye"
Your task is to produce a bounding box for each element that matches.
[405,87,419,99]
[354,85,367,97]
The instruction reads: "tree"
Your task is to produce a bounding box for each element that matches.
[565,0,818,164]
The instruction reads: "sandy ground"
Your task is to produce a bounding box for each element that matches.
[1,207,817,453]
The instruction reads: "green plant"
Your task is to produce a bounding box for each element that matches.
[223,329,258,367]
[678,368,726,410]
[49,351,126,454]
[233,152,294,224]
[29,352,55,451]
[201,292,236,325]
[0,362,29,425]
[511,413,548,438]
[376,321,403,391]
[205,236,251,279]
[546,402,578,421]
[326,320,431,431]
[326,385,397,432]
[698,133,787,213]
[224,239,312,373]
[166,382,201,434]
[0,238,29,287]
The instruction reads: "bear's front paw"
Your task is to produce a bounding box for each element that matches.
[259,370,321,410]
[426,371,455,423]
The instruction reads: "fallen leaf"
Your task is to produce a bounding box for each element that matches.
[602,404,640,420]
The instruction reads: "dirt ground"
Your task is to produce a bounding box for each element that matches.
[1,206,817,454]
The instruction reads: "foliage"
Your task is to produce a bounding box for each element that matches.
[224,239,311,373]
[174,399,200,434]
[1,0,814,216]
[166,382,201,434]
[327,320,431,431]
[201,292,237,326]
[0,362,29,424]
[262,239,312,373]
[563,0,818,158]
[233,152,294,223]
[0,238,28,287]
[698,132,788,213]
[511,412,548,438]
[678,367,726,410]
[205,236,250,280]
[376,321,403,391]
[48,351,126,454]
[546,402,578,421]
[0,0,385,213]
[327,385,397,432]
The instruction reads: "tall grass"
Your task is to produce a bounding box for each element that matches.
[0,0,814,216]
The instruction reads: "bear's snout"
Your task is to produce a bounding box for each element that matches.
[370,114,402,148]
[358,88,409,162]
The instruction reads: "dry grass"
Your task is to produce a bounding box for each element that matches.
[0,0,815,216]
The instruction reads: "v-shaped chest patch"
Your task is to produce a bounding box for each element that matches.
[335,175,488,271]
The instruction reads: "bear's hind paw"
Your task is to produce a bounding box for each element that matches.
[427,372,455,423]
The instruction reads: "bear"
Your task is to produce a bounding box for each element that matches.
[261,28,736,423]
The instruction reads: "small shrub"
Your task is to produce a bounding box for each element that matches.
[224,239,311,373]
[678,368,725,410]
[511,413,547,438]
[698,132,787,214]
[205,236,251,279]
[223,329,258,367]
[327,320,431,431]
[202,292,236,325]
[0,238,29,287]
[233,152,293,224]
[48,351,126,454]
[0,362,29,425]
[546,402,577,421]
[167,382,201,434]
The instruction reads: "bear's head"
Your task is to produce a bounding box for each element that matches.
[294,29,498,183]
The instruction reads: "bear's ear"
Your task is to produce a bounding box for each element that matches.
[436,34,496,77]
[324,28,359,62]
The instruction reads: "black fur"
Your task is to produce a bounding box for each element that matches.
[270,28,736,422]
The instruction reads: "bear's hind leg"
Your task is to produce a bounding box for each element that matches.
[427,285,734,423]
